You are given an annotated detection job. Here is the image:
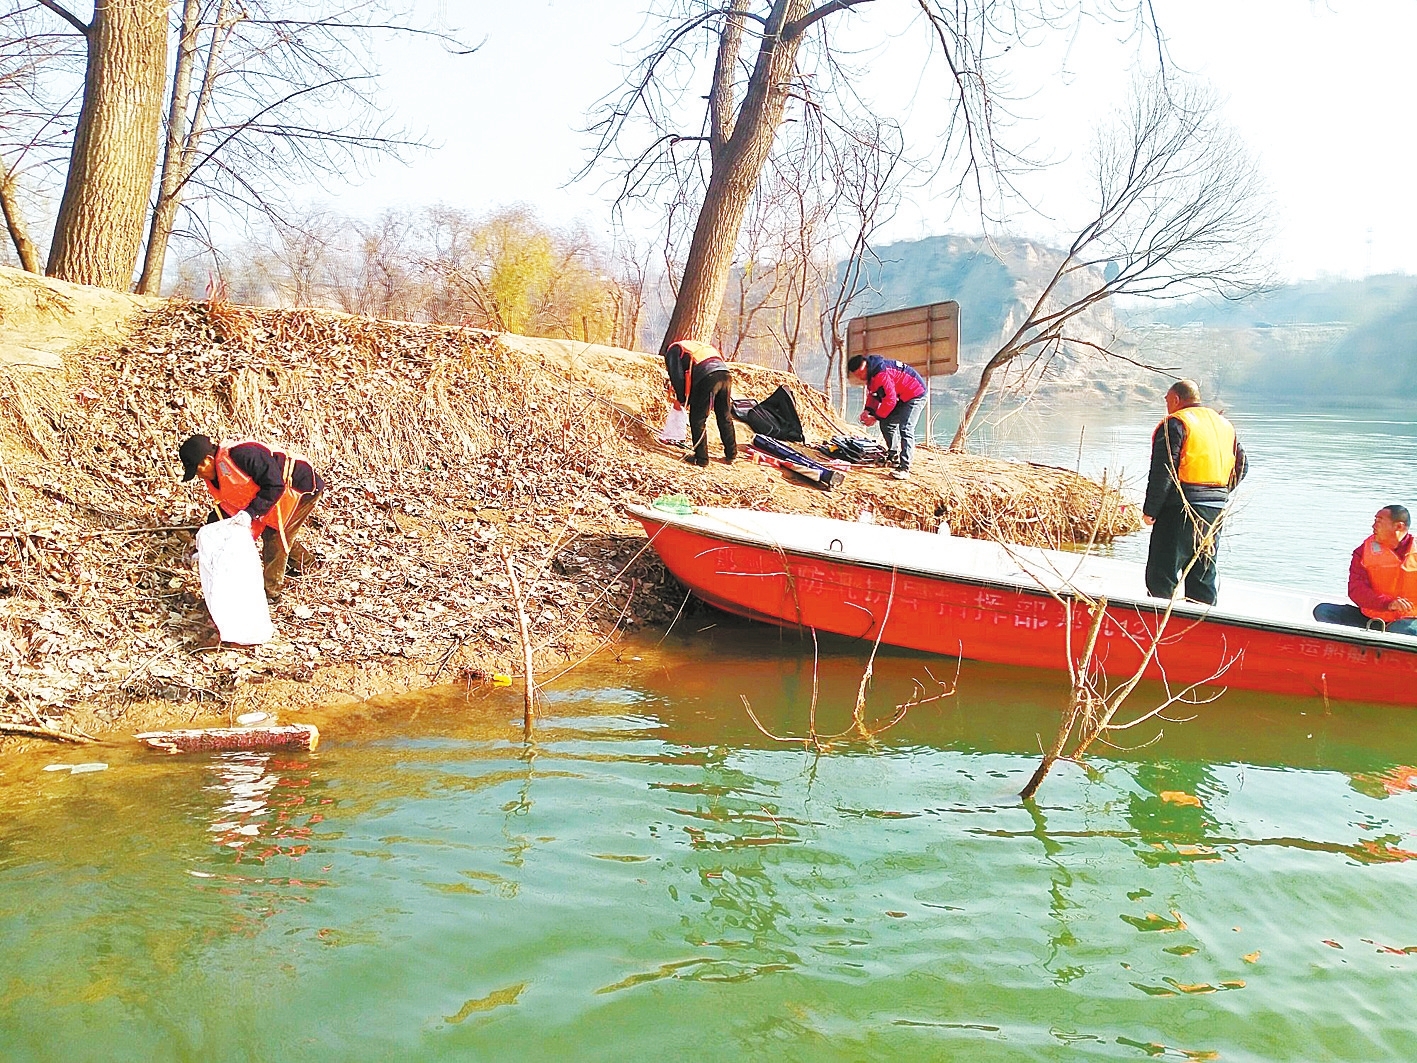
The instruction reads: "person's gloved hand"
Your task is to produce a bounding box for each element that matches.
[858,411,876,427]
[232,510,252,529]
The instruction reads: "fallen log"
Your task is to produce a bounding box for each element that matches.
[135,724,319,754]
[0,722,97,745]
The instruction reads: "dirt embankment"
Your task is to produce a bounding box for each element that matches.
[0,266,1138,750]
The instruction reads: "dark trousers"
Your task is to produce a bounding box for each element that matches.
[878,395,926,471]
[1313,602,1417,636]
[688,369,737,467]
[260,489,322,597]
[1145,501,1224,605]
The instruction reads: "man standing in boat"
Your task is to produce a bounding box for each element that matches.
[1312,506,1417,635]
[847,354,927,481]
[663,339,737,468]
[179,434,325,602]
[1142,380,1247,605]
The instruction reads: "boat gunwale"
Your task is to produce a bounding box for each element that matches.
[629,504,1417,657]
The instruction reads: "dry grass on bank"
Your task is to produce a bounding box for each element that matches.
[0,268,1138,746]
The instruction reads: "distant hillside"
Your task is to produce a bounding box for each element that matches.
[850,234,1154,402]
[703,233,1413,407]
[1246,295,1417,400]
[1123,274,1417,404]
[857,242,1417,406]
[853,235,1016,350]
[1123,274,1417,329]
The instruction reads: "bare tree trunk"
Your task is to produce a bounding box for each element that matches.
[46,0,169,290]
[620,281,644,350]
[503,547,536,736]
[137,0,201,295]
[948,79,1270,452]
[950,354,1004,451]
[659,0,810,354]
[138,0,234,294]
[1019,600,1105,801]
[835,353,843,407]
[0,163,42,273]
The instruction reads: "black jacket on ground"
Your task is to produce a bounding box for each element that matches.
[1142,412,1248,519]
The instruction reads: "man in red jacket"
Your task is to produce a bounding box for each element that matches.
[1313,505,1417,636]
[180,434,325,601]
[848,353,927,480]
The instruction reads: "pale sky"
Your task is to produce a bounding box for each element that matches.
[326,0,1417,282]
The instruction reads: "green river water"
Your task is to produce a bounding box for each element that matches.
[4,405,1417,1061]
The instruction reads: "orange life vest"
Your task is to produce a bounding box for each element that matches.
[1162,406,1237,487]
[207,439,307,542]
[671,340,723,401]
[1359,535,1417,621]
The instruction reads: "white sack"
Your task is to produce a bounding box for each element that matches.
[657,404,688,444]
[197,515,275,645]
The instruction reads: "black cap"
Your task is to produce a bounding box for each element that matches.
[179,434,216,481]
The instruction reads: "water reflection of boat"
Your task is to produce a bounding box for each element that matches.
[203,751,324,864]
[629,505,1417,708]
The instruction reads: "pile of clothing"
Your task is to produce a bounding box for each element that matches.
[813,434,891,465]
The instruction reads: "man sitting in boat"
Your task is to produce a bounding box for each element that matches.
[663,340,737,468]
[847,354,927,481]
[1313,506,1417,636]
[1142,380,1247,606]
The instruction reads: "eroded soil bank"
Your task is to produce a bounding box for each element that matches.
[0,266,1137,751]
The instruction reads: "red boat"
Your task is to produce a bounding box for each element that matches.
[628,503,1417,708]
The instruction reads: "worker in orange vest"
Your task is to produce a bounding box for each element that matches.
[663,339,737,468]
[180,434,325,601]
[1313,505,1417,636]
[1141,380,1247,605]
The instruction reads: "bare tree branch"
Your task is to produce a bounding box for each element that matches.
[584,1,1168,363]
[35,0,89,36]
[785,0,876,40]
[0,157,41,271]
[951,75,1272,451]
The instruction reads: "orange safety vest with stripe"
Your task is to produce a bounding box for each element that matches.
[671,340,725,402]
[207,439,308,543]
[1358,535,1417,621]
[1163,406,1237,487]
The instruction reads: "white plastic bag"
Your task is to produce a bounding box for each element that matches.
[197,515,275,645]
[657,404,688,444]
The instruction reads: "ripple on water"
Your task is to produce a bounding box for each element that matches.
[5,647,1417,1060]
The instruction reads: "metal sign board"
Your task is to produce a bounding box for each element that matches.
[846,300,960,378]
